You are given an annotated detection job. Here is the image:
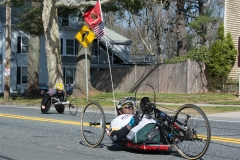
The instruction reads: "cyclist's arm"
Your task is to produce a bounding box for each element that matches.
[41,93,51,106]
[110,124,131,143]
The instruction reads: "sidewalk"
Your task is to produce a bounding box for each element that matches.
[1,102,239,120]
[207,111,240,119]
[156,102,240,107]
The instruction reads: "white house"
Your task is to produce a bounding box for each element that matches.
[0,11,155,93]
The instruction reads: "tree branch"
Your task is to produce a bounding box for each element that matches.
[131,14,152,54]
[0,0,7,6]
[55,0,116,8]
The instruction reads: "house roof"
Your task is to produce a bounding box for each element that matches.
[103,27,132,45]
[61,26,132,45]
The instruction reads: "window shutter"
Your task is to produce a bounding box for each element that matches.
[75,39,78,55]
[17,67,21,84]
[17,37,21,53]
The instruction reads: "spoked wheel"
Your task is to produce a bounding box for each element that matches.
[69,100,78,115]
[81,101,106,147]
[171,104,211,160]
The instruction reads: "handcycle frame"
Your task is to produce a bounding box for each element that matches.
[80,84,211,160]
[41,96,78,115]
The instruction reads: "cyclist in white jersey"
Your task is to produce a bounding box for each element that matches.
[107,97,141,142]
[107,97,163,144]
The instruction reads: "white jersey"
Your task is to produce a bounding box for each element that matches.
[110,114,133,131]
[126,116,157,141]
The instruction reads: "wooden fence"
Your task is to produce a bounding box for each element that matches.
[92,60,208,93]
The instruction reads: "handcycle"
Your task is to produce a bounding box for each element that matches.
[41,96,78,115]
[80,84,211,160]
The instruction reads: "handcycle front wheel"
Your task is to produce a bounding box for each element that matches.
[171,104,211,160]
[69,100,78,115]
[80,101,106,147]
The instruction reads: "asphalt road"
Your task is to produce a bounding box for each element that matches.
[0,105,239,160]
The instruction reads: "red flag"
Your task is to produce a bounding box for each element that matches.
[94,22,105,39]
[83,0,103,29]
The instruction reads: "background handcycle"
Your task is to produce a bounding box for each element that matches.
[80,84,211,160]
[41,96,78,115]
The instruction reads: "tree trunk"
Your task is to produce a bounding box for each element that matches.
[25,35,40,98]
[72,43,97,98]
[198,0,209,48]
[4,3,11,100]
[42,0,63,89]
[176,0,187,56]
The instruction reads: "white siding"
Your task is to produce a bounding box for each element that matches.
[224,0,240,79]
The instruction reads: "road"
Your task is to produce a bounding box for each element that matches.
[0,105,239,160]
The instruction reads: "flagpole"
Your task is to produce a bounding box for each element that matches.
[104,35,116,116]
[83,0,115,111]
[85,48,88,101]
[99,0,103,22]
[99,0,116,115]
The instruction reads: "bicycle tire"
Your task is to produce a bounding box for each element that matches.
[171,104,211,160]
[40,98,51,113]
[69,100,78,115]
[80,101,106,147]
[54,104,65,113]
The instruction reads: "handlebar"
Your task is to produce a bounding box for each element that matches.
[52,97,69,105]
[141,102,174,125]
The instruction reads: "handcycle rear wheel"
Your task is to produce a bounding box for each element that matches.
[80,101,106,147]
[171,104,211,160]
[40,96,51,113]
[69,100,78,115]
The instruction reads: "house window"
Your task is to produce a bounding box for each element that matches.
[17,36,29,53]
[66,39,74,55]
[65,68,75,84]
[93,39,100,56]
[62,17,69,26]
[21,67,27,84]
[17,67,27,84]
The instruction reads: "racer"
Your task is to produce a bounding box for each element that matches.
[106,97,164,144]
[41,83,65,110]
[106,97,140,142]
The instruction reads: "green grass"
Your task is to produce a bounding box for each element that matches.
[1,92,240,114]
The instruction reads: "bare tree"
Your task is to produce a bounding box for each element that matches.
[16,1,44,98]
[104,0,176,62]
[42,0,64,88]
[26,34,40,97]
[72,43,97,97]
[175,0,187,56]
[55,0,116,8]
[4,1,11,100]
